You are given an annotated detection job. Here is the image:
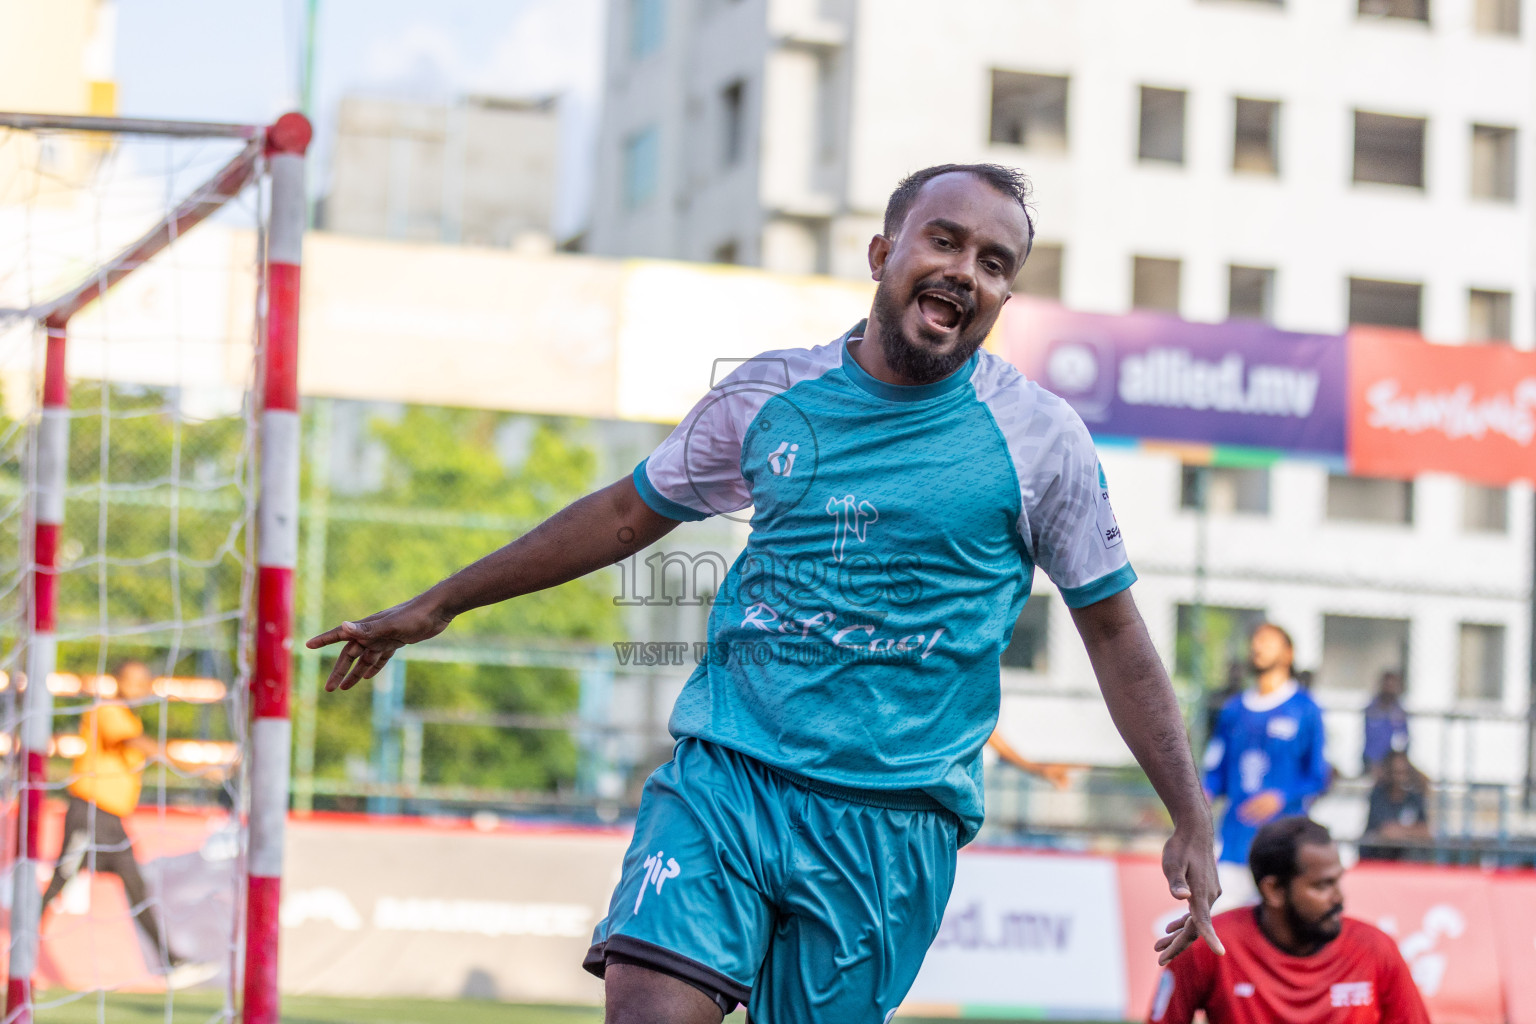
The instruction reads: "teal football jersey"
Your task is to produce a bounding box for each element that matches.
[633,322,1135,843]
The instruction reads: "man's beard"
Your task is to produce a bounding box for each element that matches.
[1286,899,1344,948]
[870,278,987,384]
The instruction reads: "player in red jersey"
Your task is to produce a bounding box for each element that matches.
[1149,816,1429,1024]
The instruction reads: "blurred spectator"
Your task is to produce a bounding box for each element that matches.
[1362,669,1410,778]
[1204,622,1328,909]
[1359,750,1430,861]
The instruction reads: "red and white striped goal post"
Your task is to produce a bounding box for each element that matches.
[0,109,311,1024]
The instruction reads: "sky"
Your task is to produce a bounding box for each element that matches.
[112,0,607,238]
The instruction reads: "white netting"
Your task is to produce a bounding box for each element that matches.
[0,122,267,1020]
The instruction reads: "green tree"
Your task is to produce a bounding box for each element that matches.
[0,386,615,796]
[306,404,619,793]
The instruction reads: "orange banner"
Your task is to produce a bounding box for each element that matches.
[1348,327,1536,486]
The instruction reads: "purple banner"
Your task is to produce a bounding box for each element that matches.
[998,298,1348,455]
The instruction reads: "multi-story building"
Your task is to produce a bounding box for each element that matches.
[322,94,561,249]
[589,0,1536,810]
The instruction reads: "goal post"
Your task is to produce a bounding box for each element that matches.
[0,110,310,1024]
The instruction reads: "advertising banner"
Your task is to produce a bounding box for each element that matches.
[1342,864,1505,1024]
[6,805,1527,1022]
[278,817,628,1002]
[1347,326,1536,486]
[1488,874,1536,1024]
[0,803,240,994]
[1116,855,1187,1021]
[904,850,1128,1019]
[997,298,1349,456]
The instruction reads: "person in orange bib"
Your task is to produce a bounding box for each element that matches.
[39,661,214,987]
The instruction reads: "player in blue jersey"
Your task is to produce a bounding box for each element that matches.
[311,164,1224,1023]
[1204,623,1328,908]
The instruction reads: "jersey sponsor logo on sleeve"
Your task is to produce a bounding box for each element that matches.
[632,850,681,915]
[1095,464,1124,549]
[1233,982,1255,998]
[1330,982,1373,1008]
[1151,970,1175,1021]
[1202,739,1225,771]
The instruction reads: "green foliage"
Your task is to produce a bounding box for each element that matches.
[1,383,614,796]
[307,404,618,792]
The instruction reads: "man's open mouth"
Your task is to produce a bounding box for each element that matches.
[915,290,966,332]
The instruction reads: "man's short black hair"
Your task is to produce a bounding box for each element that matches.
[1250,816,1333,888]
[882,163,1035,259]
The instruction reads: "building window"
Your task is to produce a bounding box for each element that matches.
[1471,124,1517,200]
[712,239,739,265]
[1001,595,1051,671]
[1322,615,1409,692]
[1457,623,1505,701]
[815,55,839,162]
[1326,474,1414,524]
[1469,288,1513,343]
[1359,0,1430,20]
[1228,265,1276,321]
[721,80,746,168]
[630,0,666,58]
[1233,98,1280,175]
[623,127,660,210]
[1353,111,1426,188]
[1181,465,1271,515]
[1349,277,1422,329]
[989,71,1069,152]
[1475,0,1520,33]
[1014,243,1063,299]
[1133,256,1182,312]
[1175,604,1267,687]
[1139,86,1187,164]
[1463,483,1509,531]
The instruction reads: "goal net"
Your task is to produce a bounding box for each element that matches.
[0,113,306,1024]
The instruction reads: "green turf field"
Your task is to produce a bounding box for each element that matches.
[34,992,604,1024]
[29,991,1092,1024]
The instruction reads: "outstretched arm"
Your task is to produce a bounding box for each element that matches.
[308,474,680,692]
[987,729,1074,789]
[1071,589,1224,965]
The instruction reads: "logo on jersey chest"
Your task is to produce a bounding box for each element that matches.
[1330,981,1373,1008]
[825,493,879,561]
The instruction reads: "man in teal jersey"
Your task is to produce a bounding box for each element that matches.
[312,164,1223,1023]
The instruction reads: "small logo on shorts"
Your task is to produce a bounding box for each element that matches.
[633,849,681,914]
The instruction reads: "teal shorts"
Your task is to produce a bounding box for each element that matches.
[584,738,959,1023]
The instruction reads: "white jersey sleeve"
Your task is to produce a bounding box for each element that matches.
[973,353,1136,607]
[634,342,843,521]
